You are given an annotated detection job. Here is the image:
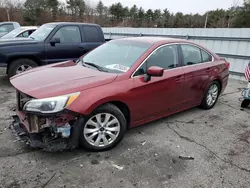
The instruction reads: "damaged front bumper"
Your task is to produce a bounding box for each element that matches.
[10,110,82,152]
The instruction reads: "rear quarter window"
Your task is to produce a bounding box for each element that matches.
[82,26,102,42]
[201,50,213,62]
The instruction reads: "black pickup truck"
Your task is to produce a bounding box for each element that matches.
[0,22,106,77]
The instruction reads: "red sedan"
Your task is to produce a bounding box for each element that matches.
[10,37,230,151]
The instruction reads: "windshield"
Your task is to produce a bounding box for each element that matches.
[81,40,151,73]
[1,27,24,39]
[29,24,56,41]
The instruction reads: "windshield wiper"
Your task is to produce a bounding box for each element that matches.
[83,62,107,72]
[75,58,81,64]
[29,36,35,40]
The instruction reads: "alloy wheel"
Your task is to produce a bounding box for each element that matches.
[206,84,219,107]
[16,65,33,74]
[83,113,121,147]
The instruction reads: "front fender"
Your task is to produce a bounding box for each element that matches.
[84,96,128,115]
[66,79,134,115]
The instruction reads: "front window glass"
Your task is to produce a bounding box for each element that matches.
[146,45,179,69]
[134,45,179,76]
[52,26,81,43]
[81,40,151,73]
[20,31,29,37]
[29,24,56,41]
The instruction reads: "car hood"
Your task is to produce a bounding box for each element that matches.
[0,37,38,46]
[10,61,118,99]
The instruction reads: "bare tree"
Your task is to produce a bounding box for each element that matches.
[228,0,241,27]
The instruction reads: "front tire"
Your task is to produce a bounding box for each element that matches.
[79,103,127,151]
[8,58,38,77]
[201,81,220,109]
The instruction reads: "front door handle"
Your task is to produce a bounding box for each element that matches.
[79,44,85,49]
[175,75,183,82]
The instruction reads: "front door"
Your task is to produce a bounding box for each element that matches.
[180,44,215,106]
[131,44,185,122]
[44,25,84,64]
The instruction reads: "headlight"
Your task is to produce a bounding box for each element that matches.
[23,92,80,113]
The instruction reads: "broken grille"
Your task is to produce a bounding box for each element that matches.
[16,90,33,110]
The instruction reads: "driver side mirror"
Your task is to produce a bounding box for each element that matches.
[144,66,164,82]
[50,37,60,46]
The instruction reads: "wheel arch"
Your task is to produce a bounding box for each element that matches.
[6,55,42,74]
[86,100,131,129]
[212,78,222,94]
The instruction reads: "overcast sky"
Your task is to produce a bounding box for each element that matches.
[89,0,244,14]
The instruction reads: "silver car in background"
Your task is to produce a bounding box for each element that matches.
[0,22,20,37]
[1,26,38,39]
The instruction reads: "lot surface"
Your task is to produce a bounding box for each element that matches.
[0,68,250,188]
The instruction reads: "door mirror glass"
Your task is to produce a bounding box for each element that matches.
[146,66,164,77]
[50,37,60,45]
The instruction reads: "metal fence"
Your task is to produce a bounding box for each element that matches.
[103,27,250,80]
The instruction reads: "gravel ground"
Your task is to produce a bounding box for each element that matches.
[0,67,250,188]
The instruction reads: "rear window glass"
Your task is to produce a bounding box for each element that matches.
[83,26,101,42]
[201,50,212,62]
[0,24,14,32]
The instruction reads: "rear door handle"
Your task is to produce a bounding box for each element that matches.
[205,68,212,73]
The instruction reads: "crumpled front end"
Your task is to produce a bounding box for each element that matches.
[10,90,82,152]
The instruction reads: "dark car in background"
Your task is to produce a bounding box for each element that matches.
[0,22,106,77]
[0,22,20,38]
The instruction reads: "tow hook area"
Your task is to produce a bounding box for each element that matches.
[10,115,83,152]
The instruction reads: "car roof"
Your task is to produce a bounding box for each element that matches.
[45,22,100,27]
[20,26,38,29]
[0,21,19,24]
[0,22,20,28]
[115,36,189,45]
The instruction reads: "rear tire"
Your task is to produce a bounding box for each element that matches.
[79,103,127,151]
[8,58,38,77]
[200,81,220,110]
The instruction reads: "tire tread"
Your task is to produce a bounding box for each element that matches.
[200,81,220,110]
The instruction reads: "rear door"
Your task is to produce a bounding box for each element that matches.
[44,25,84,63]
[80,25,105,54]
[180,44,215,106]
[132,44,185,122]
